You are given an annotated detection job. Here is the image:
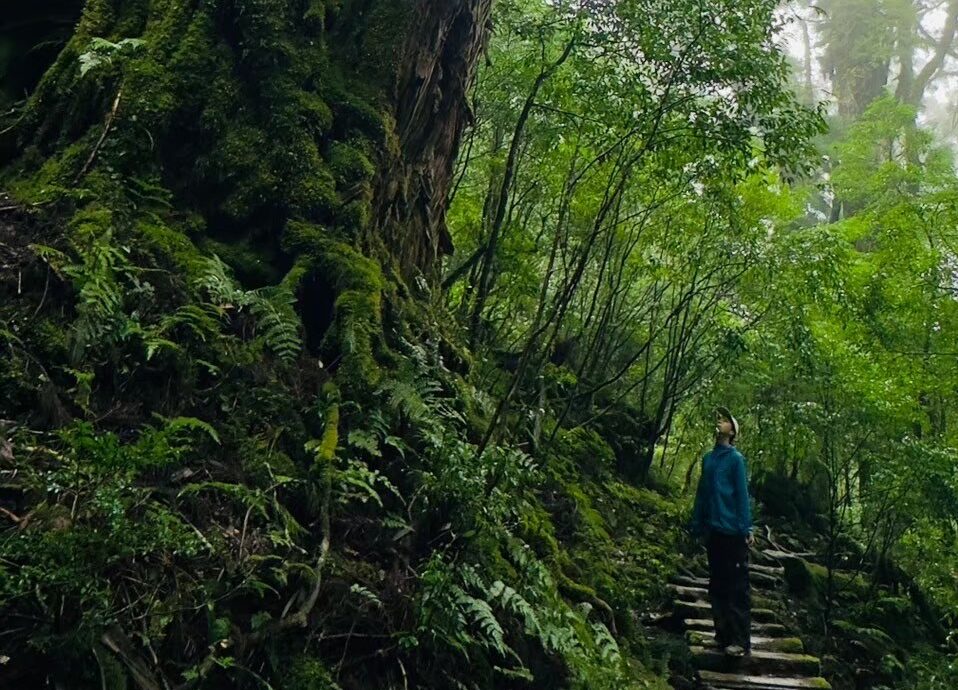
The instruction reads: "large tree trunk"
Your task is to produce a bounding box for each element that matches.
[0,2,491,685]
[373,0,492,279]
[2,0,489,278]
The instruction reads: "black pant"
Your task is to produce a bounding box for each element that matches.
[706,531,751,651]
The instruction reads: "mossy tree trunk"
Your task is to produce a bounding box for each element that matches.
[2,0,489,279]
[0,1,491,686]
[373,0,492,278]
[0,0,492,402]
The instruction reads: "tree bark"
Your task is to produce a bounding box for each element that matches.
[373,0,493,279]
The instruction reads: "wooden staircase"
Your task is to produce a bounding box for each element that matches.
[671,547,831,690]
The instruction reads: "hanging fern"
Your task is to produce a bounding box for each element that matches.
[193,255,248,309]
[249,285,303,363]
[194,256,304,363]
[33,228,137,358]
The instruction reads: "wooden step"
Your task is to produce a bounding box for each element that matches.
[683,556,785,577]
[750,569,783,587]
[688,630,804,654]
[691,646,821,676]
[751,549,782,566]
[750,563,785,577]
[675,600,779,623]
[670,583,709,599]
[698,670,831,690]
[761,549,817,561]
[673,570,781,590]
[668,584,778,610]
[684,619,788,636]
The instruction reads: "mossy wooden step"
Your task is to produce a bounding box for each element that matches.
[672,575,711,588]
[673,569,781,589]
[675,600,779,623]
[668,584,778,610]
[698,670,831,690]
[750,562,785,577]
[691,646,821,676]
[749,569,783,587]
[762,549,817,561]
[684,619,788,636]
[670,583,709,599]
[687,630,804,654]
[751,548,782,566]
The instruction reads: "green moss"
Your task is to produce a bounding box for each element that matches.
[326,84,387,142]
[283,222,386,388]
[137,220,205,277]
[327,141,375,184]
[33,320,72,361]
[339,1,412,90]
[289,162,339,219]
[784,555,881,650]
[298,90,334,137]
[315,383,340,466]
[7,138,92,203]
[519,501,562,558]
[281,656,341,690]
[562,480,611,541]
[303,1,327,35]
[784,556,816,596]
[336,197,373,233]
[548,428,616,479]
[206,124,280,222]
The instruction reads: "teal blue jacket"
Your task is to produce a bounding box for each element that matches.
[690,443,752,537]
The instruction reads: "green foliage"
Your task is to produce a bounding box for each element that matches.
[0,420,210,658]
[8,0,958,687]
[194,255,304,363]
[77,37,144,76]
[282,657,342,690]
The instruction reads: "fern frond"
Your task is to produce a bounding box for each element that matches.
[193,255,247,309]
[249,285,303,363]
[489,580,541,637]
[454,586,509,657]
[162,416,221,444]
[382,379,429,422]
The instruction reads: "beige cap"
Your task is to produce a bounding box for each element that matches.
[716,406,739,438]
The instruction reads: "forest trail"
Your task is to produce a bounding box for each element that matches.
[672,536,832,690]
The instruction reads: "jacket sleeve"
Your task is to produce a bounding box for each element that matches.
[689,453,709,536]
[734,451,752,536]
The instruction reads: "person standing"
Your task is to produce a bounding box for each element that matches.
[689,406,753,658]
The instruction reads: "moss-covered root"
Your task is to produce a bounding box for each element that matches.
[284,222,387,390]
[294,381,339,624]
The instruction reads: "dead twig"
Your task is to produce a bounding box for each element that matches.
[75,89,123,184]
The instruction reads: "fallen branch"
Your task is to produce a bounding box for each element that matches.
[101,625,167,690]
[75,89,123,184]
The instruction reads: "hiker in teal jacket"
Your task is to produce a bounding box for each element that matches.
[690,406,753,658]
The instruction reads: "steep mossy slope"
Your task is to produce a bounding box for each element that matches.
[0,2,688,688]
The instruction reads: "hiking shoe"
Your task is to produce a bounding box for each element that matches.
[723,645,746,658]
